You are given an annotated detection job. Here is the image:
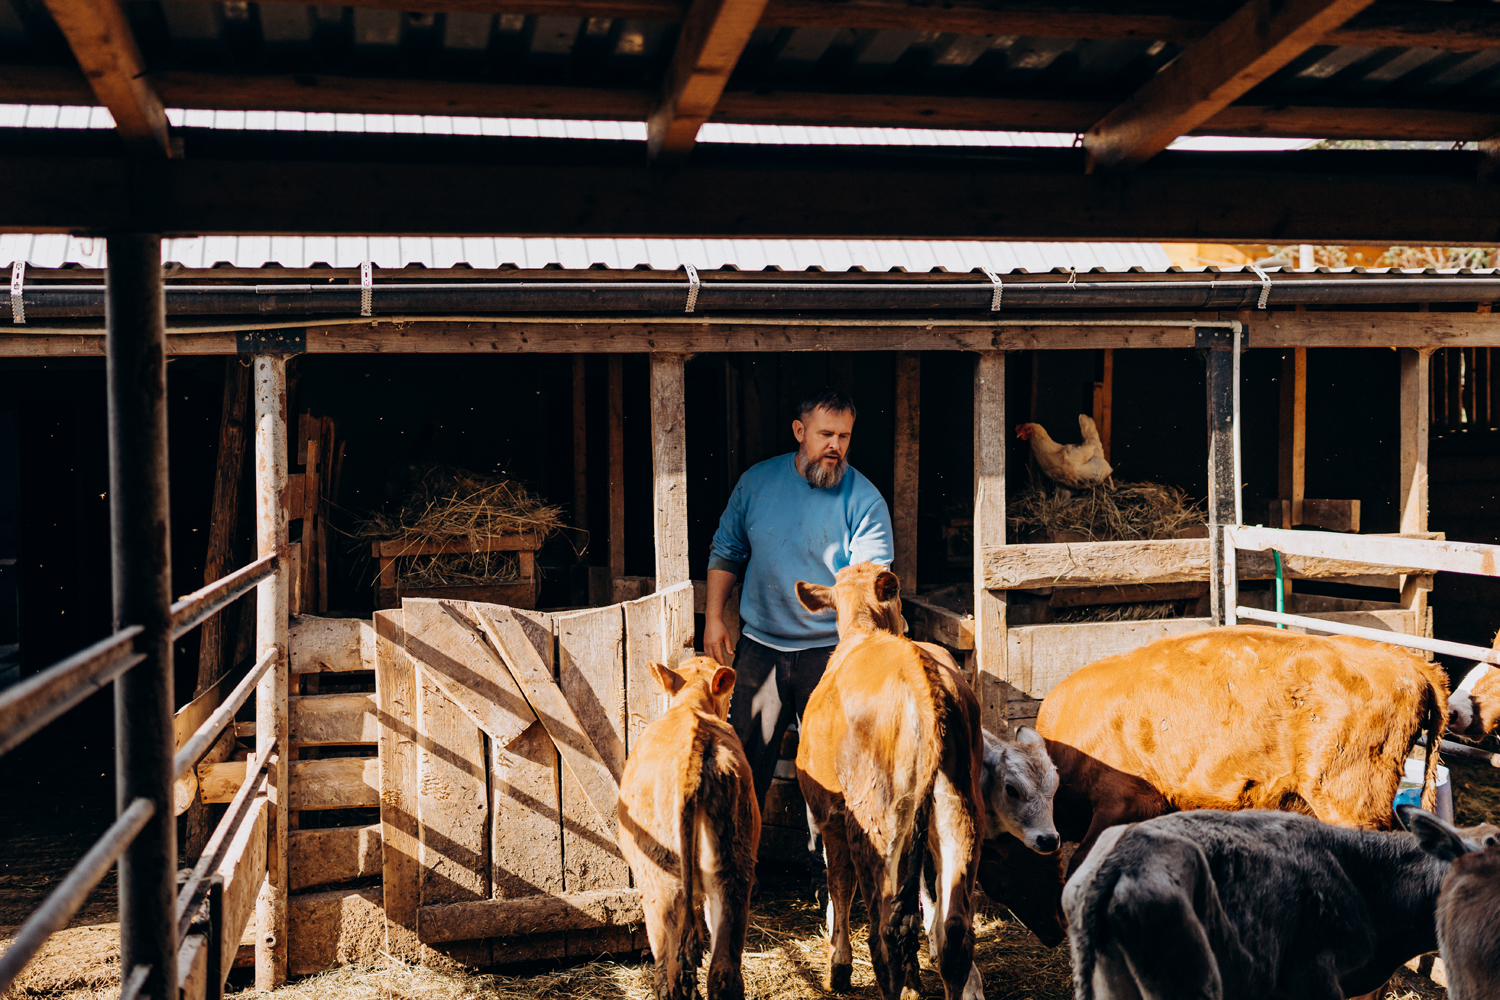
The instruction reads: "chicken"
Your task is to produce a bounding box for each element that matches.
[1016,414,1113,489]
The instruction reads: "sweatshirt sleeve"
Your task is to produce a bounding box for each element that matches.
[849,489,895,567]
[708,478,751,576]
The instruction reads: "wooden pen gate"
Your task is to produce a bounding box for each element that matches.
[374,583,693,966]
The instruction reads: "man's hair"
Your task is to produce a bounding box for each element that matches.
[796,387,858,423]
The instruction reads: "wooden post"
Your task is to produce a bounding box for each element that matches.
[573,356,588,528]
[893,352,920,592]
[650,353,689,588]
[253,355,289,989]
[1399,348,1433,629]
[608,355,625,584]
[1204,328,1240,627]
[1277,347,1307,527]
[973,351,1008,734]
[105,232,177,1000]
[1092,348,1114,462]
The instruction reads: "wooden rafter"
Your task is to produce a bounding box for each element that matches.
[3,65,1497,143]
[41,0,170,157]
[1084,0,1378,171]
[648,0,771,160]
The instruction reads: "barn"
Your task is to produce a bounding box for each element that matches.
[4,0,1500,996]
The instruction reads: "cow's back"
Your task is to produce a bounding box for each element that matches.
[1038,626,1444,825]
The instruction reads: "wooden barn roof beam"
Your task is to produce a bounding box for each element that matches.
[241,0,1500,51]
[1085,0,1380,171]
[648,0,771,160]
[4,65,1498,143]
[0,138,1494,243]
[40,0,171,157]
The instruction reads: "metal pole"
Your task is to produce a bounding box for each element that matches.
[252,355,290,988]
[105,232,177,1000]
[1202,325,1241,626]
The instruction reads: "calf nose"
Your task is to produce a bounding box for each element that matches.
[1034,833,1060,854]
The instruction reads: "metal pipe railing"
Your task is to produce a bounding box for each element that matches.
[170,553,278,642]
[0,798,155,995]
[0,628,144,759]
[173,648,277,781]
[1235,605,1500,665]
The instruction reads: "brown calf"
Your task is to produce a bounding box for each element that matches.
[1039,626,1449,870]
[618,656,761,1000]
[796,563,985,1000]
[1448,631,1500,739]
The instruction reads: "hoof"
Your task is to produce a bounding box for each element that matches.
[900,987,925,1000]
[826,963,853,993]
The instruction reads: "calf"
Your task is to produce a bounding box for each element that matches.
[796,562,985,1000]
[1406,807,1500,1000]
[617,656,761,1000]
[1448,633,1500,738]
[1064,809,1500,1000]
[1039,626,1449,868]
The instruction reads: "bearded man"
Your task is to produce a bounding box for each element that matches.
[703,387,894,820]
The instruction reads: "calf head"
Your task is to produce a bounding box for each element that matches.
[1401,806,1500,861]
[650,655,737,719]
[980,725,1060,855]
[795,561,906,639]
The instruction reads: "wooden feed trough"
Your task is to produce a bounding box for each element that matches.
[372,533,544,611]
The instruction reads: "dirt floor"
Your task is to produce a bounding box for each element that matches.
[5,756,1498,1000]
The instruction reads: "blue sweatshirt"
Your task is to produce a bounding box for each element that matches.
[708,453,894,650]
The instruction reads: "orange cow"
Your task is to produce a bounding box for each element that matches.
[617,656,761,1000]
[1038,626,1449,869]
[795,563,985,1000]
[1448,631,1500,738]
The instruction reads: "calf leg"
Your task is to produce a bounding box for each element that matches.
[821,818,858,993]
[703,862,752,1000]
[640,885,701,1000]
[928,772,982,1000]
[847,817,908,1000]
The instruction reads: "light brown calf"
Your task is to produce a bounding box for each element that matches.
[1448,630,1500,738]
[796,563,985,1000]
[618,656,761,1000]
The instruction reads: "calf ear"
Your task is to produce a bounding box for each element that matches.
[650,661,687,696]
[710,666,737,697]
[796,580,835,612]
[1404,807,1475,861]
[1015,725,1044,748]
[875,571,900,603]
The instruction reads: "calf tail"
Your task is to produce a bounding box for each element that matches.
[664,746,706,1000]
[1420,671,1448,813]
[890,797,931,990]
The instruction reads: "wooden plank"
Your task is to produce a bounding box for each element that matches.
[196,359,251,699]
[289,693,378,746]
[218,794,270,984]
[416,617,492,969]
[902,594,973,650]
[289,824,382,893]
[1279,346,1307,525]
[399,598,538,748]
[1400,348,1432,629]
[608,355,625,583]
[371,534,543,558]
[1229,526,1496,578]
[1048,581,1207,608]
[1006,618,1213,701]
[624,590,668,752]
[892,351,920,592]
[378,583,536,611]
[374,609,421,962]
[973,351,1008,732]
[476,605,620,831]
[39,0,171,157]
[554,606,632,956]
[1300,498,1360,533]
[647,0,773,160]
[490,719,567,960]
[1084,0,1379,170]
[419,890,643,944]
[173,668,238,750]
[289,616,373,674]
[285,886,386,979]
[199,758,378,810]
[650,353,690,587]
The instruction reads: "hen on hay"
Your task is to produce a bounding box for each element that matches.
[352,466,566,587]
[1008,480,1205,543]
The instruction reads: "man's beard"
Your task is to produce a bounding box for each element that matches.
[802,452,848,489]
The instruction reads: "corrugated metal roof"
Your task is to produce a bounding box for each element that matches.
[0,232,1174,272]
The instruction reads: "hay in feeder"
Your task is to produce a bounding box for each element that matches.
[353,466,566,587]
[1052,601,1185,625]
[1009,481,1205,543]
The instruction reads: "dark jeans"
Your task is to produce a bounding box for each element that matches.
[727,636,835,864]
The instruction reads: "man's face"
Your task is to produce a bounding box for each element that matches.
[793,406,854,488]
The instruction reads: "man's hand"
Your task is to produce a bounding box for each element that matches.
[704,568,738,665]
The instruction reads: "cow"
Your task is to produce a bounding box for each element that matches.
[1038,626,1450,870]
[617,656,761,1000]
[1406,806,1500,1000]
[1448,632,1500,738]
[795,562,986,1000]
[1063,808,1500,1000]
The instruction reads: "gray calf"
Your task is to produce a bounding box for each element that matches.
[1063,809,1498,1000]
[1406,806,1500,1000]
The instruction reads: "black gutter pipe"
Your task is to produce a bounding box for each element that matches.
[6,276,1500,319]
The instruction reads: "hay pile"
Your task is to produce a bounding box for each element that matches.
[354,466,565,587]
[1009,481,1205,543]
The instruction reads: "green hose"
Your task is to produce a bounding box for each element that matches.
[1273,549,1285,628]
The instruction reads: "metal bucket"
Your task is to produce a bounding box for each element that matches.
[1395,757,1453,822]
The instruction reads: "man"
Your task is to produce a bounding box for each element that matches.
[703,387,894,822]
